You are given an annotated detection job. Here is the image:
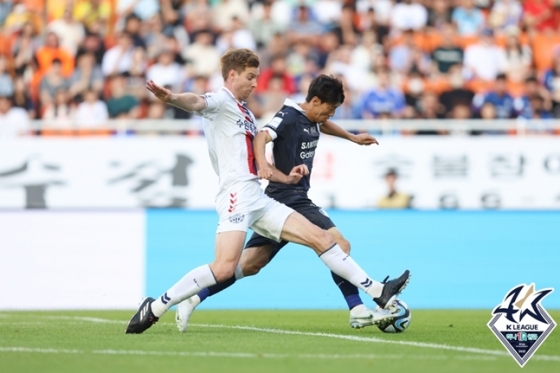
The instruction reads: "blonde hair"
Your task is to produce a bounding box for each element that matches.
[220,49,260,81]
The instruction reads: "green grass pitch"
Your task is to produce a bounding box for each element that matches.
[1,310,558,373]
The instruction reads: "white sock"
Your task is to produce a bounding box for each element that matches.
[319,244,383,298]
[151,264,217,317]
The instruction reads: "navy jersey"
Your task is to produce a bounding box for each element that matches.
[261,99,320,193]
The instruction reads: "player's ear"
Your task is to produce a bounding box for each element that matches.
[310,96,321,106]
[228,69,237,81]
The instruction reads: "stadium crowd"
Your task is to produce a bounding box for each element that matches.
[1,0,560,136]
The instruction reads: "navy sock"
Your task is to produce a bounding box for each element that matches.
[331,272,363,310]
[199,276,237,302]
[197,288,210,302]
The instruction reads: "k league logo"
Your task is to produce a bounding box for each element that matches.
[488,283,556,367]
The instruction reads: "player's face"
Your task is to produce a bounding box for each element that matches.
[232,67,259,101]
[308,98,339,123]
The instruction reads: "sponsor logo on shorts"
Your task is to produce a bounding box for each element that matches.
[229,213,245,224]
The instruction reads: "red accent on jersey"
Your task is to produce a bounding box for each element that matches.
[237,103,254,124]
[245,131,257,175]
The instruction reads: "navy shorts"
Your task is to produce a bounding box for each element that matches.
[244,189,335,260]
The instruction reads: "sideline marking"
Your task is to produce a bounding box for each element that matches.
[0,347,497,361]
[1,315,559,362]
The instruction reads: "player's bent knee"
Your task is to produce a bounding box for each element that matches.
[210,264,236,283]
[312,228,336,252]
[338,238,351,254]
[241,257,268,276]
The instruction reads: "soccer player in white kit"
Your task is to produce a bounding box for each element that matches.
[126,49,410,334]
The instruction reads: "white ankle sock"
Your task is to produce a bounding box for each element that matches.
[151,264,217,317]
[319,244,383,298]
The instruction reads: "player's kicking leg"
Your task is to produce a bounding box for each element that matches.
[277,211,410,310]
[326,227,372,328]
[125,230,246,334]
[175,243,396,332]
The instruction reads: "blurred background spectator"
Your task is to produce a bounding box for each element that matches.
[377,168,412,209]
[0,94,30,137]
[0,0,558,133]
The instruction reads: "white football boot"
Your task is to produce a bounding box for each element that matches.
[175,295,201,332]
[349,304,395,329]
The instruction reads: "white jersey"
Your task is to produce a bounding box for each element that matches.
[194,87,259,196]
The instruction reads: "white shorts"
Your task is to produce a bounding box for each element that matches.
[215,180,293,242]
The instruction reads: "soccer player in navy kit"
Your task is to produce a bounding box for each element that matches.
[126,51,410,335]
[176,75,402,331]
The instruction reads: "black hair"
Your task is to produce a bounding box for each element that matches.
[496,73,507,81]
[525,76,538,83]
[386,168,398,177]
[305,74,345,105]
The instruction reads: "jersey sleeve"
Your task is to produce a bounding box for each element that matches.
[261,109,291,141]
[193,91,221,120]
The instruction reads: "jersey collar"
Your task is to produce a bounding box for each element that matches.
[283,98,306,114]
[221,87,246,105]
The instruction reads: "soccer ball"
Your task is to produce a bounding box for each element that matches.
[377,299,411,333]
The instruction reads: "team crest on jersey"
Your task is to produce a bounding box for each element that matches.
[487,283,556,367]
[229,213,245,224]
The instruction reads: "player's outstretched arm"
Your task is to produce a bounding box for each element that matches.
[321,120,379,146]
[146,80,206,112]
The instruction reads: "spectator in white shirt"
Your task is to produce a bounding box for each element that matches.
[390,0,428,31]
[0,95,30,137]
[212,0,250,32]
[75,89,109,128]
[312,0,342,26]
[488,0,523,31]
[146,49,182,89]
[250,0,293,29]
[102,32,135,77]
[182,29,221,77]
[216,16,257,53]
[464,29,506,81]
[357,0,393,27]
[47,8,85,55]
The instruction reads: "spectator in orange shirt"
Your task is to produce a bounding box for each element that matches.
[35,32,74,77]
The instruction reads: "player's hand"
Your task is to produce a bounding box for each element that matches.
[287,164,309,184]
[352,133,379,146]
[292,164,309,176]
[146,80,172,103]
[257,164,274,180]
